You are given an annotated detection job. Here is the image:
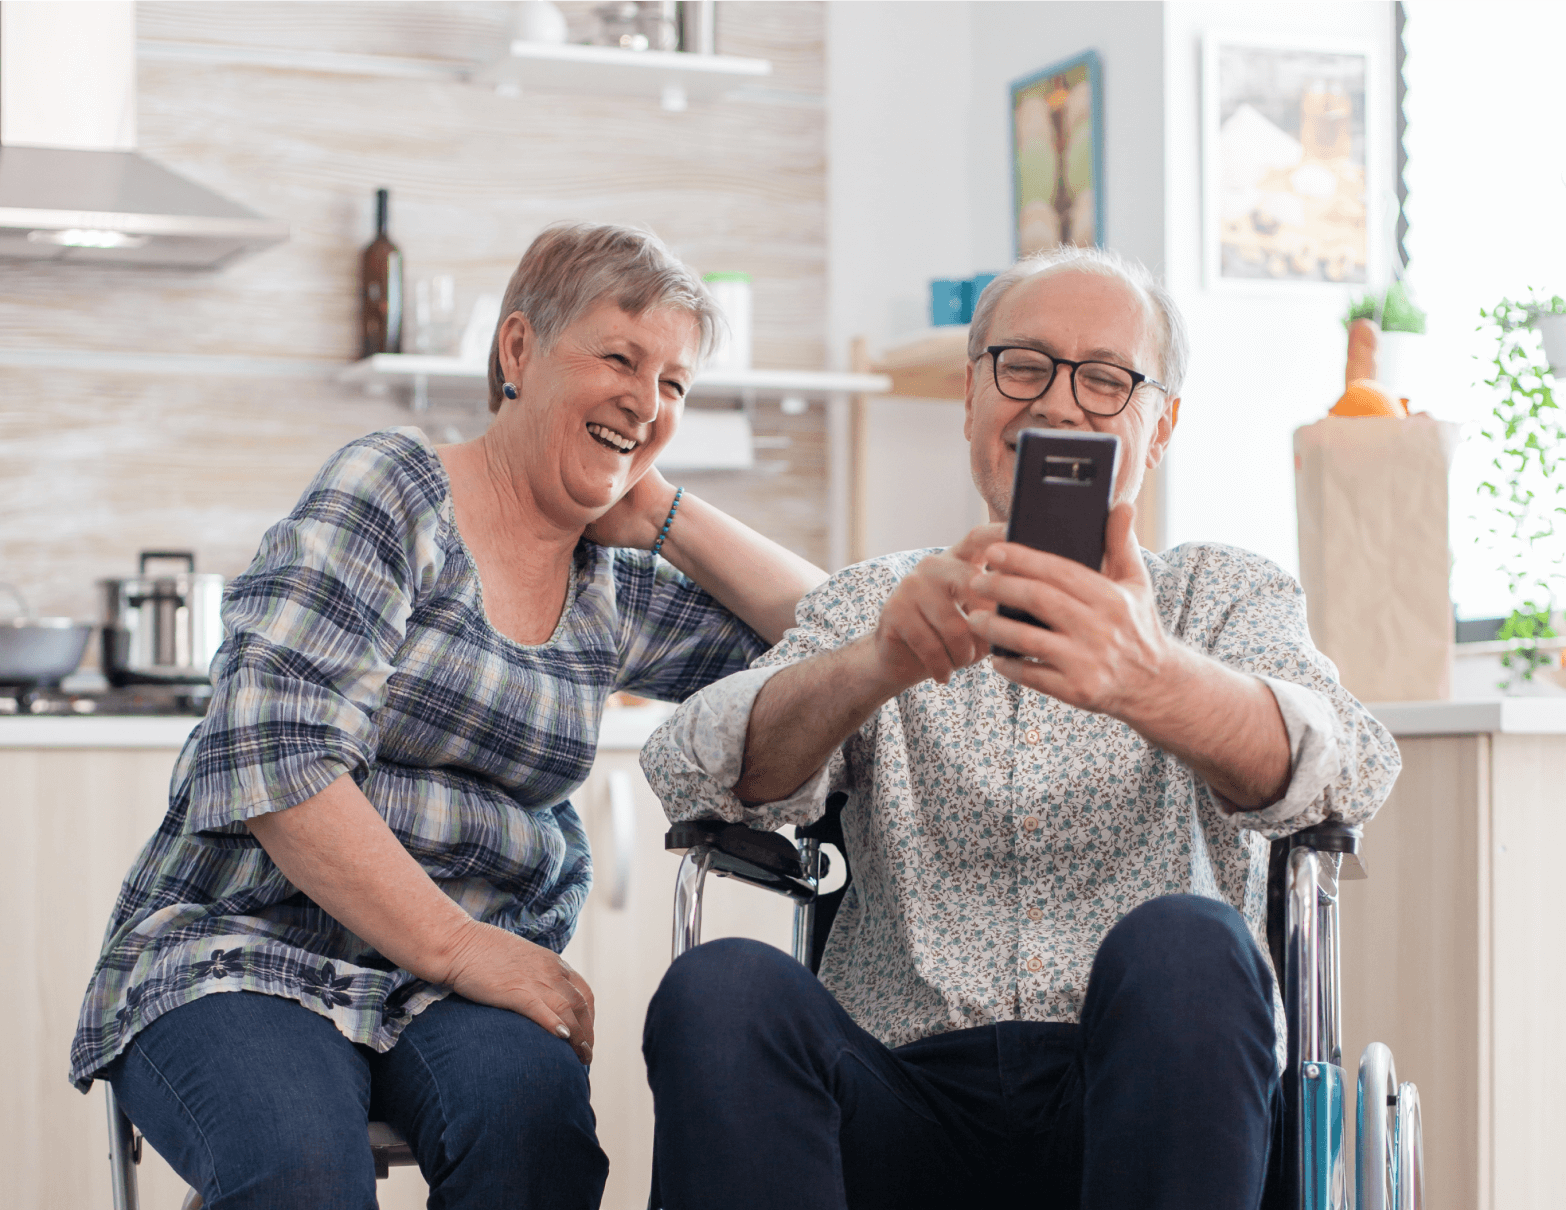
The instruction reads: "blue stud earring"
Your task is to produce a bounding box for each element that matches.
[502,382,518,400]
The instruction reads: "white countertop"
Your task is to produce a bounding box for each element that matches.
[9,698,1555,748]
[1368,698,1566,736]
[0,702,676,750]
[0,714,202,748]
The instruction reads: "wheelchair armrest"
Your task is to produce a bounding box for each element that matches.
[1290,821,1367,880]
[665,820,815,901]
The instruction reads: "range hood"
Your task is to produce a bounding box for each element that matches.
[0,2,288,268]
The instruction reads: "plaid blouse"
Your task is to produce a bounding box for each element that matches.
[70,428,763,1090]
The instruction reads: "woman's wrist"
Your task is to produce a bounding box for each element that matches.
[649,486,685,557]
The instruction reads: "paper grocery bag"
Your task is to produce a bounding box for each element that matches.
[1293,415,1460,702]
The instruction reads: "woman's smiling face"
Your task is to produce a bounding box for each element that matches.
[494,299,699,524]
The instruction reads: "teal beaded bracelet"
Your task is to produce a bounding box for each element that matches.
[650,487,684,558]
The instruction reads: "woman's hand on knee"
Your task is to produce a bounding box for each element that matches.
[446,922,596,1064]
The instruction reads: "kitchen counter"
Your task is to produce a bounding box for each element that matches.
[1344,701,1565,1210]
[10,696,1561,749]
[1369,697,1566,735]
[0,702,675,750]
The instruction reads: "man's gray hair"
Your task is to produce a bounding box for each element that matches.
[487,222,723,412]
[966,245,1189,398]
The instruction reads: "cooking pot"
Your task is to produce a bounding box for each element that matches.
[101,551,225,687]
[0,582,92,688]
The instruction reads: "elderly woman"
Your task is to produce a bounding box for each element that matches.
[70,223,824,1209]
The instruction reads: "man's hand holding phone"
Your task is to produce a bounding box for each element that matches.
[966,502,1179,719]
[870,522,1005,690]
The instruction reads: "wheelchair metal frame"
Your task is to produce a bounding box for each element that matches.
[668,810,1424,1210]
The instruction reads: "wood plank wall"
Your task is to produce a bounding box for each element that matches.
[0,2,827,643]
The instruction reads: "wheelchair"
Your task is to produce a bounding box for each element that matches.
[664,793,1425,1210]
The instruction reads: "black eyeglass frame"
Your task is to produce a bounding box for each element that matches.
[982,345,1170,417]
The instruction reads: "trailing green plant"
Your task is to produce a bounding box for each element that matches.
[1476,291,1566,688]
[1344,279,1428,333]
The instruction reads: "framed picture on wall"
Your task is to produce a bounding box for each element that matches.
[1011,50,1104,258]
[1202,34,1382,290]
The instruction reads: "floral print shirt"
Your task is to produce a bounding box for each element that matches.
[641,544,1400,1052]
[70,428,763,1091]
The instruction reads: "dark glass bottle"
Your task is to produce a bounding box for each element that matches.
[360,188,404,357]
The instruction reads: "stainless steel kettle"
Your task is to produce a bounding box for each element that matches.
[101,551,224,686]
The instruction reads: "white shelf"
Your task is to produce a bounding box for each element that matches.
[339,355,889,407]
[473,41,771,106]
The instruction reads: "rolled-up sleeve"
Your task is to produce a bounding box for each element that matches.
[640,559,900,829]
[1202,555,1401,837]
[186,438,444,836]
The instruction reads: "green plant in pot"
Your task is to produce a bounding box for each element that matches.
[1476,292,1566,688]
[1343,280,1428,401]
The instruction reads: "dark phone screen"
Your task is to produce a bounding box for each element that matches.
[991,430,1119,658]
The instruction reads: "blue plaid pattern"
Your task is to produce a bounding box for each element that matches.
[70,428,762,1090]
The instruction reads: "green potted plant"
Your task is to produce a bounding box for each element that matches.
[1343,280,1428,401]
[1475,292,1566,689]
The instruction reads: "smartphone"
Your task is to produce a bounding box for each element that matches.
[991,430,1120,658]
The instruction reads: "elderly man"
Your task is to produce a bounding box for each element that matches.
[638,247,1399,1210]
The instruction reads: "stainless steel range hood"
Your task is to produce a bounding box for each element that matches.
[0,145,290,268]
[0,2,288,269]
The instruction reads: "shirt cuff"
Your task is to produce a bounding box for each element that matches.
[656,664,837,818]
[1238,675,1344,827]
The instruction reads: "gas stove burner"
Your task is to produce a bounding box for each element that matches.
[0,682,211,716]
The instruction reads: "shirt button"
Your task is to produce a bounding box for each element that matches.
[1022,815,1040,832]
[1027,906,1044,922]
[1026,956,1044,973]
[1023,727,1041,745]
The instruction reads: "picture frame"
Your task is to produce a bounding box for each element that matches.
[1011,50,1105,259]
[1201,33,1382,292]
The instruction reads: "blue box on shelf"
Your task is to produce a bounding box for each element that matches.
[930,274,1001,326]
[931,279,967,326]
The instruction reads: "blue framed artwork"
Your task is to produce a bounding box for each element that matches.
[1011,50,1105,258]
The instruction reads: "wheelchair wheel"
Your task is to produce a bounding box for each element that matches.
[1357,1042,1398,1210]
[1395,1082,1424,1210]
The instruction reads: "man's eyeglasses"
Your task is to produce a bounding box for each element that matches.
[983,345,1169,417]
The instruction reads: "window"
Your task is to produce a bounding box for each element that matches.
[1404,1,1566,620]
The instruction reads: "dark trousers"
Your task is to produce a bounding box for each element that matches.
[105,990,609,1210]
[643,894,1279,1210]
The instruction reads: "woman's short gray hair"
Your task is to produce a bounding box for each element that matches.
[487,222,723,412]
[966,245,1189,398]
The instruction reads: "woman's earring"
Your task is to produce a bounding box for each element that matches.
[502,382,518,400]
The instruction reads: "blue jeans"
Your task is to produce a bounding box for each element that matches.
[643,895,1279,1210]
[105,990,609,1209]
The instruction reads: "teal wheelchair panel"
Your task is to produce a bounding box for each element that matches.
[1301,1060,1348,1210]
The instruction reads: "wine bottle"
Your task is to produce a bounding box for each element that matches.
[361,188,404,357]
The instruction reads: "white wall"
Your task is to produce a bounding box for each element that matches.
[966,1,1165,276]
[826,1,975,361]
[1161,2,1397,575]
[827,1,981,558]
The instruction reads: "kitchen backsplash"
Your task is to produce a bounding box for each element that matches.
[0,1,827,651]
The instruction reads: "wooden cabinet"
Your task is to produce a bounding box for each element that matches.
[0,744,193,1210]
[0,738,789,1210]
[1339,723,1566,1210]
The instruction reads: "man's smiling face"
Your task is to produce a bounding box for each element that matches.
[963,269,1179,522]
